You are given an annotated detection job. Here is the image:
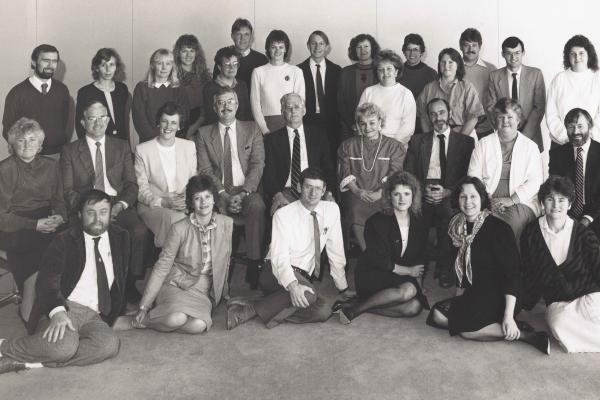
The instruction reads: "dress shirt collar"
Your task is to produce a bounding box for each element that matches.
[86,134,106,148]
[474,58,488,68]
[215,75,237,88]
[506,66,522,77]
[83,230,110,244]
[219,121,237,132]
[189,212,217,232]
[153,81,171,88]
[13,154,42,170]
[433,126,451,139]
[296,199,324,218]
[540,215,574,237]
[29,74,52,92]
[310,58,326,69]
[286,125,305,139]
[239,48,251,57]
[573,138,591,155]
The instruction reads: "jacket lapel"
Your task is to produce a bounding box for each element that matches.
[78,139,95,178]
[499,67,510,98]
[104,136,115,183]
[421,133,433,179]
[235,121,248,174]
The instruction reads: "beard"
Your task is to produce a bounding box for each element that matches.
[36,67,54,80]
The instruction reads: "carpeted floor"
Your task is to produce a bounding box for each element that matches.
[2,260,600,400]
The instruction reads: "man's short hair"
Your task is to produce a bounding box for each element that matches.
[213,87,238,104]
[402,33,426,53]
[280,92,304,109]
[265,30,292,62]
[501,36,525,52]
[231,18,253,34]
[81,100,107,118]
[78,189,112,213]
[300,167,326,187]
[437,48,466,80]
[347,34,380,62]
[426,98,451,115]
[563,35,599,71]
[31,44,59,63]
[564,107,594,128]
[155,101,187,126]
[492,97,523,122]
[538,175,576,205]
[91,48,125,81]
[6,117,45,154]
[459,28,483,45]
[185,175,219,213]
[307,30,330,46]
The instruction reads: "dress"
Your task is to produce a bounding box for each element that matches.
[180,71,207,126]
[338,134,405,226]
[447,216,521,335]
[76,82,130,141]
[355,212,428,301]
[337,63,376,139]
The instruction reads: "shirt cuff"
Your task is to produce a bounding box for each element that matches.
[119,201,128,210]
[583,215,594,223]
[339,175,356,192]
[49,306,67,319]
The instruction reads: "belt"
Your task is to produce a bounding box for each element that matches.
[292,266,313,282]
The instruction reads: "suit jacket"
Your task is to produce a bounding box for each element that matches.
[263,124,335,201]
[549,140,600,221]
[134,137,197,206]
[487,65,546,151]
[297,58,341,128]
[60,135,138,213]
[196,120,265,193]
[29,224,129,332]
[404,131,475,191]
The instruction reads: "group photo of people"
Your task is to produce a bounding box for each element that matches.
[1,4,600,397]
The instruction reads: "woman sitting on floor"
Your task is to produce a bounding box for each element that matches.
[336,171,429,324]
[521,175,600,353]
[132,175,233,333]
[426,176,550,354]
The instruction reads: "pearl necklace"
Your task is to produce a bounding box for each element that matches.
[360,133,383,172]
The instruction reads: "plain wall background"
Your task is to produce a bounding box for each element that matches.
[1,0,598,160]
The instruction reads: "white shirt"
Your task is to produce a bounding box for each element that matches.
[539,216,574,266]
[49,231,115,317]
[156,141,177,192]
[85,135,118,197]
[269,200,348,290]
[310,58,326,113]
[219,122,245,187]
[285,125,309,189]
[426,127,450,180]
[153,81,171,88]
[506,67,522,100]
[29,74,52,93]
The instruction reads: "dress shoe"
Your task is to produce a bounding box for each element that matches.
[226,303,256,330]
[0,357,27,375]
[331,299,355,313]
[338,305,355,325]
[226,296,254,308]
[531,332,551,355]
[515,319,535,333]
[438,271,454,288]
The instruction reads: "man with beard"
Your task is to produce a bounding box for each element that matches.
[2,44,70,156]
[549,108,600,236]
[196,87,266,289]
[0,190,128,375]
[404,98,474,287]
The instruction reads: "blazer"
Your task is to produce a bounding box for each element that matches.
[60,135,138,213]
[29,224,129,332]
[142,214,233,306]
[196,120,265,193]
[468,132,543,215]
[404,130,475,191]
[135,137,197,207]
[263,124,335,201]
[549,140,600,221]
[297,58,341,127]
[487,65,546,151]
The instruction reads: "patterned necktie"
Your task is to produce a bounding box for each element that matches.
[223,127,234,192]
[94,142,105,192]
[291,129,301,198]
[41,83,48,95]
[93,237,111,316]
[572,146,585,218]
[311,211,321,279]
[437,134,447,185]
[315,64,325,113]
[511,73,518,101]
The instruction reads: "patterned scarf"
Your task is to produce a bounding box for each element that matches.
[447,209,490,285]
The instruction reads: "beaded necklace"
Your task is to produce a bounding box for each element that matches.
[360,133,383,172]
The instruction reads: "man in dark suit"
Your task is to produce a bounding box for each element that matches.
[60,100,147,303]
[263,93,335,215]
[488,36,546,151]
[0,190,128,374]
[196,87,266,288]
[549,108,600,236]
[297,30,341,163]
[404,98,474,287]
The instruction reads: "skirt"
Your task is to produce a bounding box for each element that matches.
[343,192,385,227]
[447,289,505,336]
[546,292,600,353]
[355,265,429,309]
[149,275,214,329]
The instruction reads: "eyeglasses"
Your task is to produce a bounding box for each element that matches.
[216,99,237,106]
[283,104,303,112]
[85,115,109,123]
[222,62,240,69]
[405,48,422,54]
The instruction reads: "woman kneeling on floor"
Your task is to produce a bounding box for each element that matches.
[336,171,429,323]
[427,176,550,354]
[132,175,233,333]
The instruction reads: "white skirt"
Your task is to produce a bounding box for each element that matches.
[546,292,600,353]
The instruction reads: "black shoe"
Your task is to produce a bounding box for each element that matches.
[438,271,454,288]
[331,299,355,313]
[515,319,535,333]
[531,332,551,355]
[338,305,355,325]
[0,357,27,375]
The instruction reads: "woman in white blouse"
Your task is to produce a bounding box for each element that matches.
[135,101,197,247]
[250,29,305,134]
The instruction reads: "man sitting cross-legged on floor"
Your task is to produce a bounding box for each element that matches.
[226,167,354,329]
[0,189,129,375]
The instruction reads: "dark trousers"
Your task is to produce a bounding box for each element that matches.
[253,262,331,328]
[422,197,454,274]
[220,191,266,261]
[113,207,148,278]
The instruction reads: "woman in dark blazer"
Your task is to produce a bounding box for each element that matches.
[336,171,429,323]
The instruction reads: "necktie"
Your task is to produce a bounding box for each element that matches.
[41,83,48,95]
[511,73,518,101]
[437,134,447,185]
[93,237,112,316]
[223,127,234,192]
[310,211,321,280]
[94,142,105,192]
[291,129,301,198]
[573,147,585,218]
[315,64,325,113]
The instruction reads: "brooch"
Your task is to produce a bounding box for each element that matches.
[285,75,290,81]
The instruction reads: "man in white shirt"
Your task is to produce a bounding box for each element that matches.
[226,167,353,329]
[0,190,129,375]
